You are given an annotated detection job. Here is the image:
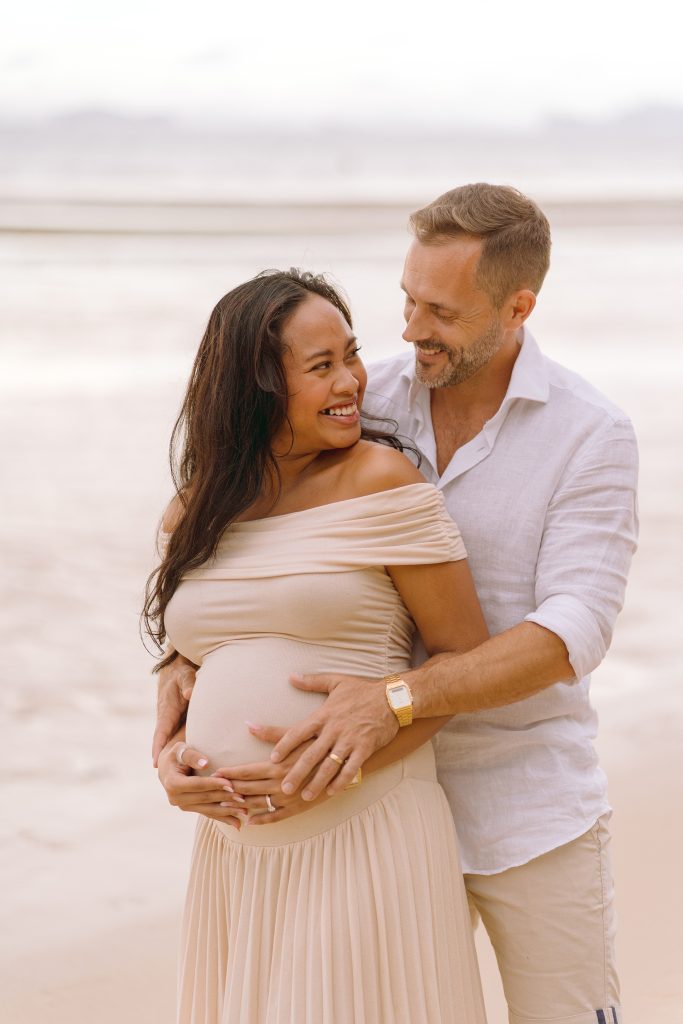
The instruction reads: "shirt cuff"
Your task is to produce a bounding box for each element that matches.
[524,593,608,680]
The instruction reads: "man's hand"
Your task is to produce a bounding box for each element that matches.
[157,740,243,830]
[152,655,198,766]
[264,673,399,801]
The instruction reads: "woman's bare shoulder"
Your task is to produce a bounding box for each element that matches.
[343,440,426,496]
[161,491,189,534]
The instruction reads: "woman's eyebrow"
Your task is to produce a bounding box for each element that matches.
[304,336,358,362]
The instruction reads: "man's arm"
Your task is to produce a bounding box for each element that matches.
[267,623,570,797]
[409,620,572,717]
[151,651,197,766]
[270,416,639,797]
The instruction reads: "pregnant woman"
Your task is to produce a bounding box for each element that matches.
[145,269,488,1023]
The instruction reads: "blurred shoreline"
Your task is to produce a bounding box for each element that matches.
[3,196,683,235]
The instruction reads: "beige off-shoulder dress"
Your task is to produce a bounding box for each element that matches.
[164,483,486,1024]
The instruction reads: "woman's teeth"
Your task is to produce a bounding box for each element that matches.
[322,402,357,417]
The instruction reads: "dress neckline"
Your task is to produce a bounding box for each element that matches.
[230,482,435,529]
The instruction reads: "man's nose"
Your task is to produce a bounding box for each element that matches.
[402,307,427,344]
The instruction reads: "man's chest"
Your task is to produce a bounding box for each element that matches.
[406,414,568,607]
[431,410,491,476]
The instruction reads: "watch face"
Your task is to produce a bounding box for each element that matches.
[388,684,410,708]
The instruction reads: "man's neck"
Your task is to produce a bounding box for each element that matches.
[429,330,522,475]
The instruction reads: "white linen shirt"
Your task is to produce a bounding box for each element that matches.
[364,328,639,874]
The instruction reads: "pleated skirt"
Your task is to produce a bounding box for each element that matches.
[178,744,486,1024]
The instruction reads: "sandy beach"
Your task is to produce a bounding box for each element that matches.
[2,204,682,1022]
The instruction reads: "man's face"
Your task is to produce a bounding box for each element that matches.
[401,236,505,389]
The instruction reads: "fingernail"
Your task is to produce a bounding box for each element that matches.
[302,790,313,801]
[222,783,234,793]
[197,758,208,768]
[220,801,232,807]
[270,752,281,763]
[290,673,304,681]
[245,720,261,731]
[281,782,293,795]
[232,794,246,804]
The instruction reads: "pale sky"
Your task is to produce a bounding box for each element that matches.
[4,0,683,127]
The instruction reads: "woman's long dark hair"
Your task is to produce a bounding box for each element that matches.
[143,268,413,665]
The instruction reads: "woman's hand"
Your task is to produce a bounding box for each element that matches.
[212,727,331,825]
[217,782,330,826]
[157,739,244,830]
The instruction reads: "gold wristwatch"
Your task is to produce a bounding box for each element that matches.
[384,673,413,727]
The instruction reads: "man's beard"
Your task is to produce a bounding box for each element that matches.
[414,318,504,389]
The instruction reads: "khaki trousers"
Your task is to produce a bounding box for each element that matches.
[465,815,621,1024]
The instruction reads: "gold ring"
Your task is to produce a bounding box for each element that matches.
[327,752,346,767]
[345,768,362,789]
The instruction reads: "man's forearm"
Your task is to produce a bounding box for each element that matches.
[407,621,575,718]
[363,715,452,775]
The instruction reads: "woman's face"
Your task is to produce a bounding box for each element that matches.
[274,292,367,457]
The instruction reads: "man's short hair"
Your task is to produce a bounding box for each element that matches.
[410,183,551,308]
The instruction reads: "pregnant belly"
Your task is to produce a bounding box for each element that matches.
[186,637,348,771]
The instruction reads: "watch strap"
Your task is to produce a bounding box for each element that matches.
[384,673,413,727]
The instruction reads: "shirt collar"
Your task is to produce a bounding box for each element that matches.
[502,327,550,406]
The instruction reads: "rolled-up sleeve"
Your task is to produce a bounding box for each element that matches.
[524,417,639,679]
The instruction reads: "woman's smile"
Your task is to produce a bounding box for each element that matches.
[320,398,360,424]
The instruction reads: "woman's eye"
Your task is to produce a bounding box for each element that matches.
[312,361,332,371]
[347,345,362,359]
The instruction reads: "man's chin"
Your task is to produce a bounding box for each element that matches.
[415,359,455,389]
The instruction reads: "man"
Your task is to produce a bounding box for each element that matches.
[155,184,637,1024]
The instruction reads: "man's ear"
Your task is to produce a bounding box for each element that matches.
[501,289,536,329]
